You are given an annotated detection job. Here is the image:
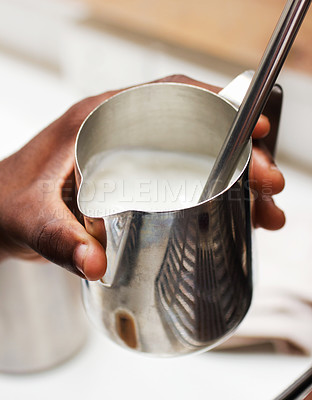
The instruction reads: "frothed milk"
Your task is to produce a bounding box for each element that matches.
[79,148,240,217]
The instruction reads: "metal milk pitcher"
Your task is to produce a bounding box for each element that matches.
[0,258,87,373]
[75,72,282,356]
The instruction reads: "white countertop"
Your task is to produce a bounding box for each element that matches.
[0,51,311,400]
[1,326,310,400]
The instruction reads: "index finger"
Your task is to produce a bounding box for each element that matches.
[252,114,271,139]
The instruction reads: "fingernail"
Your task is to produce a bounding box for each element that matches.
[74,244,88,276]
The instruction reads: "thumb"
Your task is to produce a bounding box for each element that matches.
[32,200,107,280]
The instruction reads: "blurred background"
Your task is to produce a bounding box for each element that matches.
[0,0,311,399]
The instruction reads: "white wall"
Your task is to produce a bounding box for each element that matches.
[0,0,311,169]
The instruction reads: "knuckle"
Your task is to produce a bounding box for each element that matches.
[35,221,64,262]
[65,102,86,126]
[64,94,110,132]
[33,220,82,276]
[167,74,190,81]
[156,74,190,83]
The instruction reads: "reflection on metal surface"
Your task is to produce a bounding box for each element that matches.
[156,177,252,347]
[115,310,138,349]
[101,212,142,286]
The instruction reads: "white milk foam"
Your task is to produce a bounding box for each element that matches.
[79,148,239,216]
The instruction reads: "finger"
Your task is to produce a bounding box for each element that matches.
[30,200,107,281]
[254,195,286,230]
[250,145,285,196]
[252,115,271,139]
[153,74,221,94]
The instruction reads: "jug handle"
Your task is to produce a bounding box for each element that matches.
[218,70,283,158]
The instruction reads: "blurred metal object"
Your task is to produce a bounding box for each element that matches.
[0,258,87,373]
[200,0,311,201]
[75,77,280,356]
[274,366,312,400]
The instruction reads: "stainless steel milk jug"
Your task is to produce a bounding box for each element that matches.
[75,72,282,356]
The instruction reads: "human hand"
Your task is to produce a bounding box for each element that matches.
[249,116,285,230]
[0,75,285,281]
[0,89,119,280]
